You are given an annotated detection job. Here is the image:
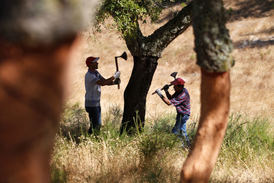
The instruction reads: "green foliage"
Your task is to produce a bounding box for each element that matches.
[225,7,233,19]
[224,114,274,151]
[51,163,67,183]
[181,1,191,8]
[95,0,163,38]
[137,129,179,160]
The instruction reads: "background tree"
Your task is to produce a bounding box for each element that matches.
[95,0,193,133]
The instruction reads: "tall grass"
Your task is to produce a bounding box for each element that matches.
[51,104,274,182]
[58,1,274,181]
[212,114,274,182]
[59,102,90,140]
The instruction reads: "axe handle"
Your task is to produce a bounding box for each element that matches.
[115,58,120,89]
[152,84,172,95]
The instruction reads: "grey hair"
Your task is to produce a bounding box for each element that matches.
[0,0,100,47]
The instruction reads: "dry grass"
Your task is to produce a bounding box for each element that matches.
[52,111,274,182]
[57,0,274,182]
[52,134,186,182]
[66,0,274,120]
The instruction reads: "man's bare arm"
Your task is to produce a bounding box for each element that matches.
[165,90,172,100]
[159,95,172,106]
[95,76,115,86]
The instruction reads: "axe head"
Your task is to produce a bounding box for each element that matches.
[116,51,127,60]
[170,72,177,79]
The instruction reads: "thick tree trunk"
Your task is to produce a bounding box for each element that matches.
[120,3,193,133]
[180,70,230,183]
[180,0,234,182]
[120,56,158,133]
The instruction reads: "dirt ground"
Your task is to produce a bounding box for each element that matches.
[66,0,274,123]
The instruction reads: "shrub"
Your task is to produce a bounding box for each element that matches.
[59,103,89,141]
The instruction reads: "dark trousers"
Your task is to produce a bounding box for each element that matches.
[85,106,101,134]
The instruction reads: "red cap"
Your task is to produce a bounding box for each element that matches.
[86,56,99,66]
[170,78,185,85]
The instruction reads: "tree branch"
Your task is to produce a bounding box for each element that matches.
[143,2,193,57]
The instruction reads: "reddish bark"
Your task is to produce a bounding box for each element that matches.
[180,69,231,183]
[0,38,78,183]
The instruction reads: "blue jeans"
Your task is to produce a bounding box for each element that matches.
[85,106,101,134]
[172,114,190,145]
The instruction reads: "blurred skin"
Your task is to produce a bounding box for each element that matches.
[0,37,80,183]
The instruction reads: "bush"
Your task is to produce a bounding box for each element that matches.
[59,103,89,141]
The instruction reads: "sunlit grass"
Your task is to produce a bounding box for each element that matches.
[59,0,274,182]
[51,104,274,182]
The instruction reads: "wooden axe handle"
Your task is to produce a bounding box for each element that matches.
[115,58,119,71]
[115,58,120,89]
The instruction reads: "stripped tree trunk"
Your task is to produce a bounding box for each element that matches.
[180,0,234,182]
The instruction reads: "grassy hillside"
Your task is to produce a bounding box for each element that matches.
[66,0,274,121]
[53,110,274,182]
[53,1,274,182]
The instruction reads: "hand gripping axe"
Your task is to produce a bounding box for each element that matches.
[152,72,177,95]
[115,51,127,89]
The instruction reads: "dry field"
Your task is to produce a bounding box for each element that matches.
[54,1,274,182]
[66,0,274,123]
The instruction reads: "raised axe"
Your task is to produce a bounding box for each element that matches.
[115,51,127,89]
[152,72,178,95]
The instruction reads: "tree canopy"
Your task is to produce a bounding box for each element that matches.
[92,0,193,132]
[94,0,164,38]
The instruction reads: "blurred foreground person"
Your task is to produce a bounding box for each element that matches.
[155,78,191,148]
[0,0,99,182]
[85,56,121,134]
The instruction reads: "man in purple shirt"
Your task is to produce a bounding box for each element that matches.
[155,78,191,147]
